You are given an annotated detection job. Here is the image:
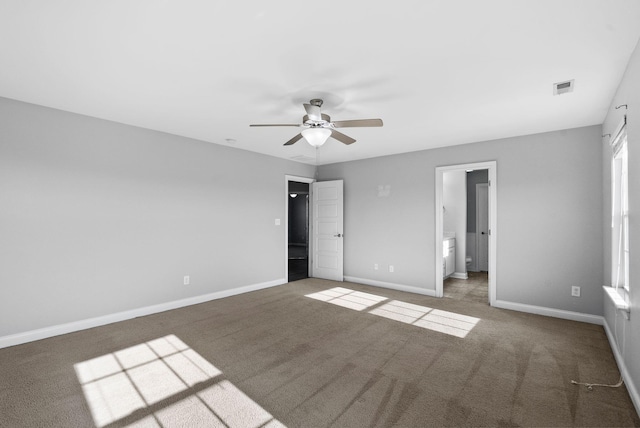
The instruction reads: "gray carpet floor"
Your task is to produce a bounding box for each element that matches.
[444,271,489,304]
[1,278,638,427]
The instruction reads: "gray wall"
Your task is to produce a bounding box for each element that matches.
[318,125,604,315]
[602,38,640,409]
[0,97,314,338]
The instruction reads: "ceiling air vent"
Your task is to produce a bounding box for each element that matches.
[553,79,574,95]
[289,155,316,164]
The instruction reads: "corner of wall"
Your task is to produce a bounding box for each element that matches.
[603,313,640,416]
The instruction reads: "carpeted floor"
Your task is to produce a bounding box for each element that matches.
[0,278,638,427]
[444,271,489,304]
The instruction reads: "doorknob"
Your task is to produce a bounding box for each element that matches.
[334,233,343,237]
[481,232,486,235]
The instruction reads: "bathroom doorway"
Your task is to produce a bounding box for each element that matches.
[435,162,497,305]
[442,169,490,303]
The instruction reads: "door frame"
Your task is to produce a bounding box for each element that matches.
[284,175,315,282]
[435,161,497,305]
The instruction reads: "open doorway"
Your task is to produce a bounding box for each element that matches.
[435,162,497,305]
[285,175,314,282]
[288,181,309,281]
[442,170,489,303]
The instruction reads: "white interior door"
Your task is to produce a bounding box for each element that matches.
[311,180,344,281]
[476,183,489,271]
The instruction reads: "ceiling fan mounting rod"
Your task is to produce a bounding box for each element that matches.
[309,98,323,107]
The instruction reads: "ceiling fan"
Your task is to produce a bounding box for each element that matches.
[250,99,383,147]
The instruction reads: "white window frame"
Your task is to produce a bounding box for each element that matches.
[611,118,629,292]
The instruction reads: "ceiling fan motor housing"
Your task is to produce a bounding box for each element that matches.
[303,113,331,127]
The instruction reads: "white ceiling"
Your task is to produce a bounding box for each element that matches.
[1,1,640,165]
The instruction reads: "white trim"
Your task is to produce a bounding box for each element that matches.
[435,161,497,305]
[450,272,468,279]
[603,286,630,315]
[0,279,285,349]
[284,175,315,282]
[344,276,437,297]
[435,171,444,296]
[610,115,627,153]
[493,299,604,325]
[603,317,640,416]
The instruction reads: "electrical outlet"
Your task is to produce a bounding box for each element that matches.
[389,265,394,273]
[184,276,190,285]
[374,263,379,270]
[571,286,580,297]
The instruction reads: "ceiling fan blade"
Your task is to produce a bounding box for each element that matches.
[330,129,356,145]
[303,103,322,121]
[284,133,304,146]
[331,118,383,128]
[250,124,301,127]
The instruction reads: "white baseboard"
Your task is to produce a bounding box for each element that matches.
[493,299,604,325]
[603,318,640,416]
[0,278,286,349]
[451,272,468,279]
[344,276,436,297]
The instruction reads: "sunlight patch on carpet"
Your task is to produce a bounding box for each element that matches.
[74,334,285,427]
[305,287,387,311]
[306,288,480,338]
[371,301,480,338]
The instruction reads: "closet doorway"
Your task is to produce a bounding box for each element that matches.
[285,175,314,282]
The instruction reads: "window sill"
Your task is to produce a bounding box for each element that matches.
[603,286,630,319]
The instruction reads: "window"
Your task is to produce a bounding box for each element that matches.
[611,119,629,291]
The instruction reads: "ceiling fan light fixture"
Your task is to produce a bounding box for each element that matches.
[301,127,331,147]
[250,99,382,147]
